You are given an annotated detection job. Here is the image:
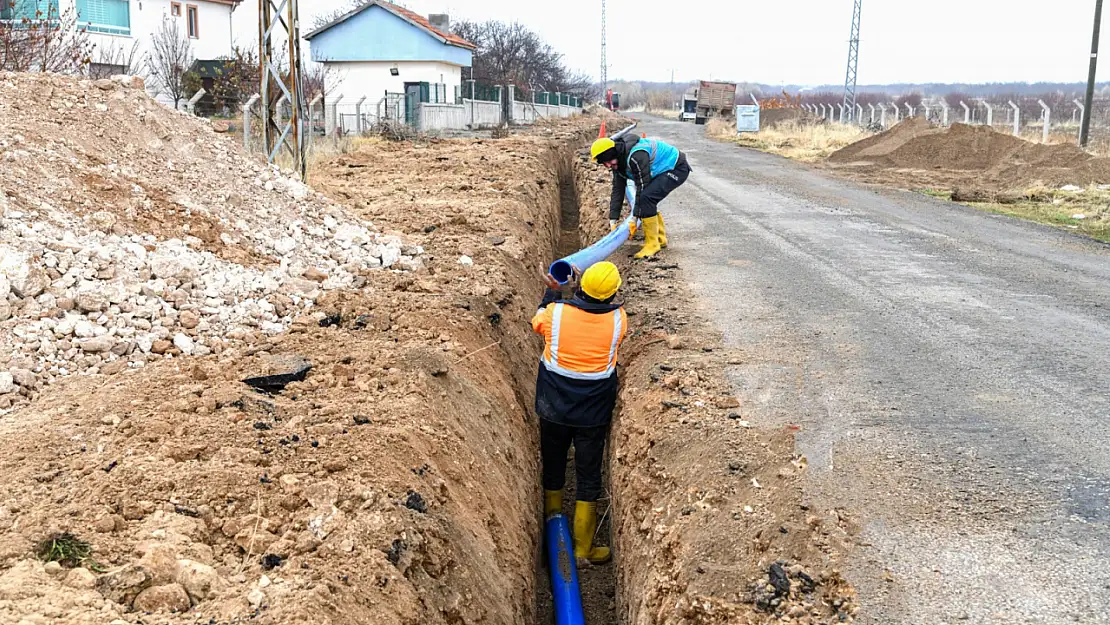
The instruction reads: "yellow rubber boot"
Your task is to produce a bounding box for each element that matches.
[657,213,668,248]
[573,501,611,564]
[634,215,662,259]
[544,489,563,518]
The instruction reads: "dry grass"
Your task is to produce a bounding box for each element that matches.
[925,183,1110,243]
[707,118,871,162]
[648,108,680,120]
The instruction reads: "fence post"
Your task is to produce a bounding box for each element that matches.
[243,94,260,151]
[939,102,949,126]
[878,103,887,128]
[891,102,900,123]
[1008,100,1020,136]
[1037,99,1051,144]
[905,102,914,118]
[960,100,970,124]
[186,88,206,115]
[308,94,322,151]
[856,103,864,125]
[327,93,342,136]
[355,96,366,134]
[1073,99,1085,144]
[496,85,504,125]
[867,103,875,125]
[920,101,929,120]
[468,79,476,128]
[507,84,515,123]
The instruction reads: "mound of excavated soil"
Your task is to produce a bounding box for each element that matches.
[829,119,1110,190]
[827,117,935,164]
[0,73,419,410]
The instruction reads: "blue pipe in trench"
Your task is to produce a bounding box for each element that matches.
[549,181,638,284]
[545,513,585,625]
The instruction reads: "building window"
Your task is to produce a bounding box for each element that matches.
[186,4,198,38]
[75,0,130,36]
[1,0,59,21]
[171,2,181,17]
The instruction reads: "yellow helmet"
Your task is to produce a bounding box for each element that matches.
[590,137,617,162]
[580,261,622,300]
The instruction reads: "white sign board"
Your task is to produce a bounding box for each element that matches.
[736,105,760,133]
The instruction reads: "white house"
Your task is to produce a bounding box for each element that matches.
[304,1,475,113]
[2,0,240,101]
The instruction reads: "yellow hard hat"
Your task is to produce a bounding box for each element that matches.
[590,137,617,162]
[580,261,622,300]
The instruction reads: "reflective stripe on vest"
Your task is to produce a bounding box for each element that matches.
[628,138,680,179]
[543,303,623,381]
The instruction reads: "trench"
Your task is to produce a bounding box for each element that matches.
[531,151,620,625]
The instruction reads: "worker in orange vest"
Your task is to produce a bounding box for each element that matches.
[533,261,628,565]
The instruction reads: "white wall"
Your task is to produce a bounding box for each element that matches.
[326,60,462,110]
[417,103,466,131]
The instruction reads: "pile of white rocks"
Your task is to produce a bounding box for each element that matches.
[0,189,420,409]
[0,73,426,410]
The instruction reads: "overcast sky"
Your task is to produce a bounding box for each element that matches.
[233,0,1108,86]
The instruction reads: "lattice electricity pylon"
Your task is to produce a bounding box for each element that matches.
[600,0,607,100]
[842,0,862,123]
[259,0,307,180]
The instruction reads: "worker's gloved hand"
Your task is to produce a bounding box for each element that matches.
[628,220,638,238]
[609,219,618,232]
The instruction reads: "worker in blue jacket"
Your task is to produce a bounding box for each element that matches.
[590,134,691,258]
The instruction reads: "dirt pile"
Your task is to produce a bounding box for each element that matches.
[828,118,1110,190]
[0,72,420,410]
[827,116,934,164]
[0,112,600,624]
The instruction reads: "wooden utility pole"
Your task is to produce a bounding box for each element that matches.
[1081,0,1103,147]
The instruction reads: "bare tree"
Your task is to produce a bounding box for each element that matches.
[89,40,143,78]
[0,0,92,72]
[146,17,194,108]
[311,0,365,30]
[453,20,594,99]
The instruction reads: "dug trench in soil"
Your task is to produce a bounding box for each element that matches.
[570,148,863,625]
[0,119,603,624]
[533,151,619,625]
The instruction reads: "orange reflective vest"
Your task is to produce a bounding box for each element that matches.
[532,302,628,381]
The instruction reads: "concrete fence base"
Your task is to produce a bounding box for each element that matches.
[416,100,583,132]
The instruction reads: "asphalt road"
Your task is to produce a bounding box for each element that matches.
[637,115,1110,624]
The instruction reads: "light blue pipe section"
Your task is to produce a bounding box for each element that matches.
[545,514,585,625]
[548,123,641,284]
[549,181,637,284]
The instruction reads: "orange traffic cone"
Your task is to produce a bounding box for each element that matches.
[641,133,646,138]
[598,120,607,138]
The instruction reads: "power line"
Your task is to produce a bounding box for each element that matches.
[842,0,861,123]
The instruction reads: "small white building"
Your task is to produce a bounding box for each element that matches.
[304,0,475,114]
[2,0,240,102]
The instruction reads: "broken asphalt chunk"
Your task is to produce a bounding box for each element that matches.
[242,356,312,393]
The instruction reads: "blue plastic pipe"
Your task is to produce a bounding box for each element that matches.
[549,181,638,284]
[545,514,585,625]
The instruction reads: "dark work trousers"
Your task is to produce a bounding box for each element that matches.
[635,155,692,218]
[540,419,609,502]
